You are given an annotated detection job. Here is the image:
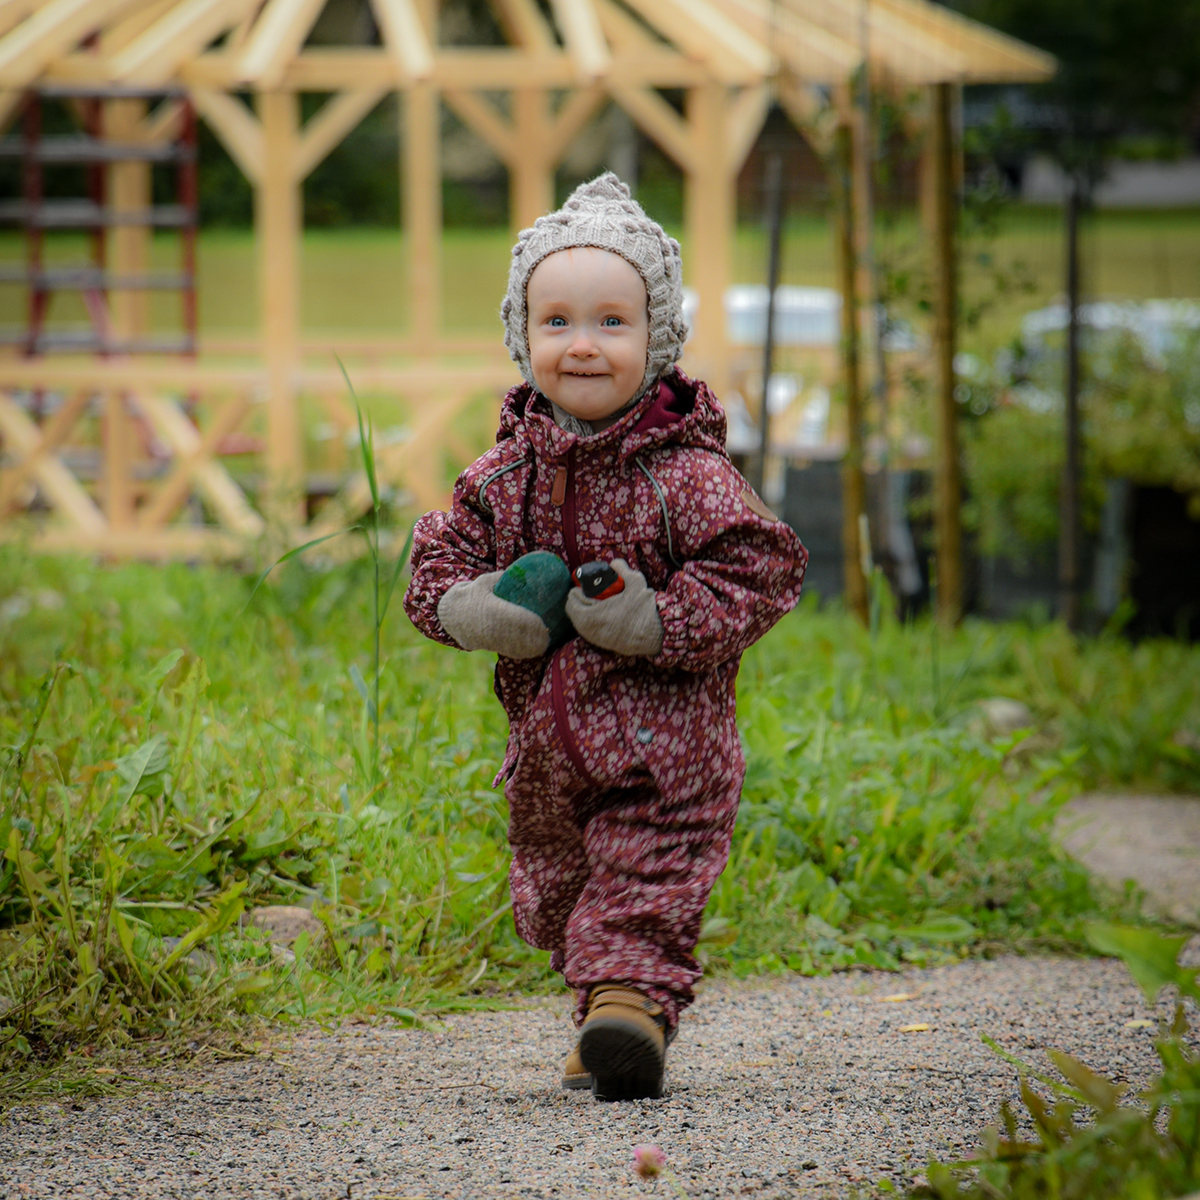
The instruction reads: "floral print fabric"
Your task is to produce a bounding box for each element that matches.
[404,368,807,1027]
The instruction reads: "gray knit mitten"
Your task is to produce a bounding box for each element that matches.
[437,572,551,659]
[565,560,664,657]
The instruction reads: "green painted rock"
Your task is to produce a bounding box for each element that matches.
[493,552,574,647]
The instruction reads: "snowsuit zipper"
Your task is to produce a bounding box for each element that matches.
[547,446,596,782]
[551,449,581,569]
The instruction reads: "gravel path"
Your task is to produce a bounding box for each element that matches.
[1,953,1191,1200]
[1056,793,1200,924]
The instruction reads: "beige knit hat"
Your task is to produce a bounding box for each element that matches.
[501,172,688,401]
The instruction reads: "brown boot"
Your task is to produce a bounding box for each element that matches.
[561,1045,591,1091]
[578,984,668,1101]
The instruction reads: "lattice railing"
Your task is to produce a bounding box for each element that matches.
[0,358,514,560]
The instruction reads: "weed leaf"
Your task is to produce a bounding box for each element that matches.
[1084,923,1199,1003]
[1048,1049,1124,1113]
[114,736,171,805]
[155,880,247,975]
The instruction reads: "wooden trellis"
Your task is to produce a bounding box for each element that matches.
[0,0,1053,577]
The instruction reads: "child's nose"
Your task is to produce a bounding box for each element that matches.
[568,330,599,357]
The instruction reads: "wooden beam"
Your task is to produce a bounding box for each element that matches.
[709,0,857,84]
[548,0,610,83]
[0,0,56,43]
[0,362,267,390]
[256,89,305,528]
[177,46,718,90]
[443,88,518,165]
[102,391,136,531]
[0,360,516,393]
[0,87,22,132]
[237,0,325,89]
[112,0,255,84]
[543,83,605,163]
[106,96,152,342]
[725,81,769,174]
[511,88,553,232]
[134,391,264,535]
[0,388,90,514]
[403,80,441,351]
[683,82,733,397]
[0,0,140,88]
[0,393,106,532]
[777,69,835,154]
[0,525,250,560]
[832,119,868,627]
[369,0,434,82]
[191,86,264,185]
[872,0,1055,82]
[610,86,696,172]
[293,87,388,180]
[619,0,770,86]
[489,0,555,50]
[308,391,477,536]
[924,82,962,625]
[137,95,187,143]
[101,0,180,54]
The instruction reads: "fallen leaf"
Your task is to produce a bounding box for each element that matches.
[899,1023,931,1033]
[94,1068,117,1075]
[881,993,916,1003]
[1124,1019,1154,1029]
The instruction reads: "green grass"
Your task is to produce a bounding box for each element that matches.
[2,545,1197,1101]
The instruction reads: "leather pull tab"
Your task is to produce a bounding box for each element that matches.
[551,464,568,507]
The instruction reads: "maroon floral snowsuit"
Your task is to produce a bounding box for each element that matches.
[404,369,807,1029]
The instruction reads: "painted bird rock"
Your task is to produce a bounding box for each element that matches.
[493,551,574,647]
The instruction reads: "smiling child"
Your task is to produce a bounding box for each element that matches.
[404,174,807,1101]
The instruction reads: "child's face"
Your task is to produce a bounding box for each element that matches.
[526,247,649,426]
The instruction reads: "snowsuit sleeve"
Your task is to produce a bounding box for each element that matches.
[403,447,508,649]
[649,449,807,673]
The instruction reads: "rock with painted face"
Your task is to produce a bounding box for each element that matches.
[493,552,574,647]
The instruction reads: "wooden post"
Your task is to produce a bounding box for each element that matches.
[104,97,150,343]
[404,80,441,351]
[925,82,963,626]
[103,391,135,530]
[1059,178,1083,630]
[404,0,440,352]
[256,89,304,529]
[833,120,869,626]
[510,87,553,232]
[683,81,732,399]
[753,150,784,498]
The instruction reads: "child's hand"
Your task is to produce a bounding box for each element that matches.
[565,559,664,657]
[437,573,551,659]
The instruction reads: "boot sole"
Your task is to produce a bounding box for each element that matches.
[578,1016,664,1101]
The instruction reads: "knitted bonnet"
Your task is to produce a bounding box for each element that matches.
[501,172,689,401]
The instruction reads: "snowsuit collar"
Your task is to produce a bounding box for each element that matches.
[496,368,728,465]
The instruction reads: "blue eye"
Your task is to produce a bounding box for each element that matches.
[548,316,567,327]
[602,316,623,327]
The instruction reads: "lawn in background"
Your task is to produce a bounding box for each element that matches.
[1,207,1197,349]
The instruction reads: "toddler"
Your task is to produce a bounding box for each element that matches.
[404,174,807,1100]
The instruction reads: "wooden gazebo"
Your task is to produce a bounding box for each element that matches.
[0,0,1052,617]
